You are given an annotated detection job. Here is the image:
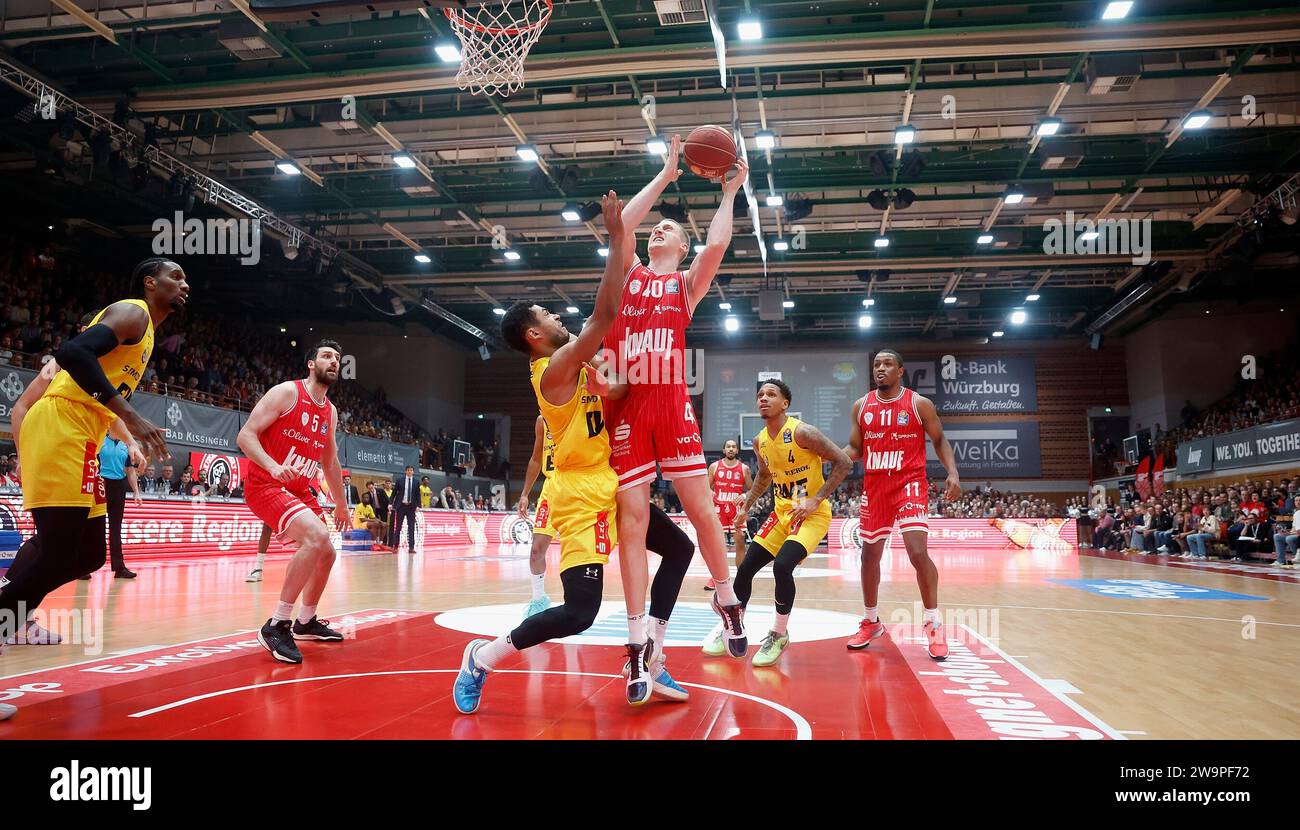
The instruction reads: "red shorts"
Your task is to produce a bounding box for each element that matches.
[858,475,930,544]
[606,385,706,491]
[246,479,323,539]
[716,501,738,528]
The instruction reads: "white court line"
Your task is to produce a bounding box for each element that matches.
[1117,730,1148,736]
[127,669,814,740]
[959,625,1127,741]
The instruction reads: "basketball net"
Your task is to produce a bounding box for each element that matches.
[445,0,552,97]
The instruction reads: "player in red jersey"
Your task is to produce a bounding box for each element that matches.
[237,340,350,664]
[843,349,960,660]
[708,439,751,574]
[600,134,751,658]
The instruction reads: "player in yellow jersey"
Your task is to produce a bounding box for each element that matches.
[0,258,181,684]
[517,414,557,619]
[704,379,851,666]
[453,191,655,713]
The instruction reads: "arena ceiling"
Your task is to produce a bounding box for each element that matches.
[1,0,1298,348]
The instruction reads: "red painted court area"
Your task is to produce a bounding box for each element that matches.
[0,607,1115,740]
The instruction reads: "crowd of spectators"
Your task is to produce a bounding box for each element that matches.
[1082,476,1297,565]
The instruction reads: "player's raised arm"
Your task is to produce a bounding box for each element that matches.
[843,395,865,461]
[543,191,627,390]
[54,301,166,461]
[917,394,960,501]
[738,448,772,517]
[518,415,545,515]
[619,135,681,263]
[790,423,853,525]
[236,382,299,483]
[686,158,748,314]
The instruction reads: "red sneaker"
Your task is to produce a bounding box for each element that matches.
[924,621,948,661]
[704,578,717,591]
[846,618,886,650]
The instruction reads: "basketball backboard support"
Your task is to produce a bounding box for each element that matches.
[704,0,727,89]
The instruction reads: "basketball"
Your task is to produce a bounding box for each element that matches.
[683,125,738,179]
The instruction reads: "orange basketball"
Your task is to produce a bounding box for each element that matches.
[683,125,737,179]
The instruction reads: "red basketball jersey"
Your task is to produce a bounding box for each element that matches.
[604,261,693,396]
[713,460,747,504]
[247,379,335,490]
[858,387,928,486]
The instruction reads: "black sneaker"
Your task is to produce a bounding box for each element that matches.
[114,569,137,579]
[258,619,302,663]
[711,593,748,658]
[625,642,651,706]
[292,616,344,641]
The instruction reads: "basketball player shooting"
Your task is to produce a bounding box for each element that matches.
[237,340,350,664]
[844,349,960,660]
[603,133,752,660]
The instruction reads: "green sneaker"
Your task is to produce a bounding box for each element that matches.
[702,627,727,657]
[752,631,789,667]
[523,596,551,620]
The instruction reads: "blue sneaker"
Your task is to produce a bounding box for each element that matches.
[650,665,689,702]
[522,596,551,620]
[625,642,652,706]
[453,639,490,714]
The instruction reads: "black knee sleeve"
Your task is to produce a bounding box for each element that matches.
[646,503,693,621]
[733,543,774,608]
[509,563,604,650]
[771,540,808,616]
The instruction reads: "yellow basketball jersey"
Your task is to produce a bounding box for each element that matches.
[47,298,154,419]
[530,356,610,472]
[542,425,556,477]
[754,416,830,520]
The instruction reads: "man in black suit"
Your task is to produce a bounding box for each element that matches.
[392,465,420,553]
[340,472,361,510]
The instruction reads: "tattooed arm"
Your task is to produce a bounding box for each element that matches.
[738,449,772,517]
[789,422,853,526]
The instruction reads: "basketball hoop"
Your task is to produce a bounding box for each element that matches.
[444,0,553,97]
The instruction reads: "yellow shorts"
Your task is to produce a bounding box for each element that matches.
[548,466,617,572]
[754,507,831,557]
[533,477,556,539]
[20,396,109,519]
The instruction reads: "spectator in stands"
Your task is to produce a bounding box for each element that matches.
[1153,505,1176,553]
[1234,513,1272,562]
[211,472,231,498]
[156,464,174,493]
[172,470,193,496]
[1272,518,1298,567]
[1169,510,1195,556]
[340,473,360,511]
[1129,508,1157,553]
[1184,510,1220,560]
[231,480,244,499]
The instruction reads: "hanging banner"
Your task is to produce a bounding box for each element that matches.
[0,364,40,424]
[132,394,243,451]
[1135,456,1151,500]
[342,434,420,472]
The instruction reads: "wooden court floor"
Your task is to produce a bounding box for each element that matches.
[1,540,1297,740]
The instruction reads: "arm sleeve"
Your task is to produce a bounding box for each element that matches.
[52,324,124,404]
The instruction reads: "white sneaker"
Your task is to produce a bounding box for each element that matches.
[5,621,62,646]
[0,702,14,721]
[245,569,263,583]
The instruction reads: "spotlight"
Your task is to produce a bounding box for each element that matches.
[646,136,667,155]
[435,41,462,63]
[893,125,916,145]
[282,239,299,261]
[724,316,741,332]
[597,247,609,257]
[755,130,776,150]
[862,298,875,307]
[874,237,890,249]
[694,244,706,254]
[566,306,579,314]
[977,234,994,245]
[737,18,763,40]
[504,250,521,261]
[773,239,789,252]
[783,300,795,309]
[1026,293,1040,302]
[1003,190,1025,205]
[719,302,732,310]
[515,144,539,162]
[858,314,873,329]
[1182,110,1212,130]
[893,188,916,210]
[414,253,432,263]
[866,190,890,211]
[1010,309,1028,325]
[561,205,581,222]
[393,153,416,169]
[1036,118,1062,136]
[765,194,784,207]
[492,307,506,315]
[1102,1,1133,20]
[276,161,301,176]
[992,330,1004,337]
[943,296,958,305]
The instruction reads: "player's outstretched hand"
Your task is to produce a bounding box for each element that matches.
[583,361,612,396]
[124,411,168,463]
[334,503,350,532]
[722,158,748,196]
[944,475,961,502]
[734,510,748,532]
[126,441,146,470]
[662,134,682,182]
[601,190,626,239]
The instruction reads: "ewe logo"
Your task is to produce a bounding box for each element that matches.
[166,402,183,427]
[0,372,22,402]
[50,760,152,811]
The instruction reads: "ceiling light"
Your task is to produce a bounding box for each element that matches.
[414,253,431,264]
[1102,1,1133,20]
[1010,309,1028,325]
[719,302,732,310]
[1003,190,1024,205]
[1104,406,1113,413]
[893,125,916,145]
[755,130,776,150]
[992,330,1004,337]
[646,136,667,155]
[515,144,539,162]
[977,234,994,245]
[943,296,958,304]
[597,247,609,257]
[492,307,506,316]
[773,239,789,251]
[504,250,521,261]
[1036,118,1062,136]
[737,18,763,40]
[435,41,462,63]
[873,237,890,248]
[766,194,784,207]
[724,316,741,332]
[276,161,301,176]
[858,315,873,329]
[862,298,875,307]
[561,205,581,222]
[782,300,795,309]
[566,306,579,314]
[393,153,416,169]
[1183,110,1212,130]
[1026,293,1041,302]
